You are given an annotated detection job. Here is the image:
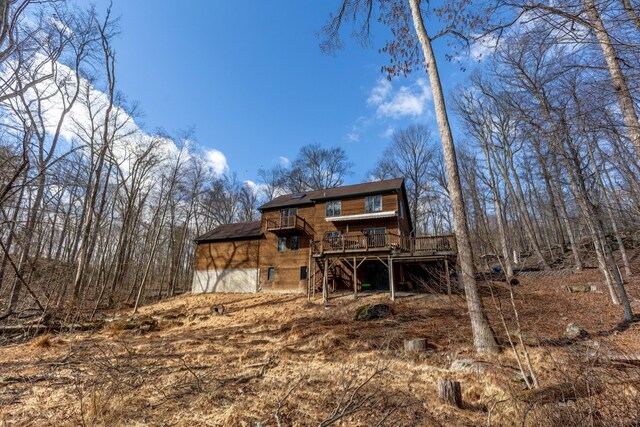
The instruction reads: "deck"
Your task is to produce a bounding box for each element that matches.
[266,214,314,236]
[311,232,456,258]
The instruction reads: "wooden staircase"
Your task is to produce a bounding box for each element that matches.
[312,258,350,293]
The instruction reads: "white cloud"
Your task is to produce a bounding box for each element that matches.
[50,17,72,36]
[278,156,290,167]
[367,78,392,105]
[205,149,228,176]
[381,126,394,138]
[368,78,432,119]
[468,34,498,61]
[346,132,360,142]
[1,54,231,181]
[244,179,267,195]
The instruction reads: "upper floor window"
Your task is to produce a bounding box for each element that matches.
[290,235,299,251]
[277,237,286,252]
[326,200,341,217]
[280,208,297,227]
[365,195,382,213]
[325,231,341,238]
[281,207,298,216]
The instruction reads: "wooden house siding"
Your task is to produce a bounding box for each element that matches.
[258,229,311,292]
[192,239,262,293]
[192,178,454,297]
[313,192,402,236]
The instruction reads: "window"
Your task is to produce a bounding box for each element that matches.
[291,194,305,199]
[365,195,383,213]
[280,208,298,227]
[363,227,386,235]
[326,200,341,217]
[300,266,308,280]
[290,235,299,251]
[281,207,298,217]
[325,231,341,238]
[267,267,275,281]
[277,237,286,252]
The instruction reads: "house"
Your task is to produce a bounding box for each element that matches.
[192,178,456,301]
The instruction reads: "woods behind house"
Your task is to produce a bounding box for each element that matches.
[0,0,639,329]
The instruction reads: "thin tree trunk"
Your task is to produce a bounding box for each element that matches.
[585,0,640,161]
[618,0,640,34]
[409,0,499,353]
[481,145,514,278]
[550,154,582,271]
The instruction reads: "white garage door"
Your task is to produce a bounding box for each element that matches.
[192,268,259,293]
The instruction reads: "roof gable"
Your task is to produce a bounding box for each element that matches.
[194,221,262,242]
[258,178,405,211]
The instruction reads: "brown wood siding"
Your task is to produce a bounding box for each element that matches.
[259,205,314,292]
[258,232,311,292]
[194,239,262,271]
[198,188,413,293]
[314,192,401,237]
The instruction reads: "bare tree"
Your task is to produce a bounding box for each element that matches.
[370,124,439,234]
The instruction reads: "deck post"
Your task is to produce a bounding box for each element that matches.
[444,258,451,296]
[323,258,329,305]
[389,255,395,301]
[312,261,316,299]
[353,256,357,300]
[307,251,311,302]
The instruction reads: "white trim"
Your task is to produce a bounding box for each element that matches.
[326,210,397,222]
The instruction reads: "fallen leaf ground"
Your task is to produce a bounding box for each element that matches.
[0,266,638,426]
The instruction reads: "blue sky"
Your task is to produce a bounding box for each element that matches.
[90,0,482,184]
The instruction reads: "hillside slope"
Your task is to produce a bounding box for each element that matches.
[0,269,638,426]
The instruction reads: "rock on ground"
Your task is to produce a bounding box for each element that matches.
[565,323,588,339]
[354,303,391,321]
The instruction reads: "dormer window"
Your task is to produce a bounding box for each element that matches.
[326,200,341,217]
[365,195,382,213]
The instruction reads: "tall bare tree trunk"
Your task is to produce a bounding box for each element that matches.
[550,153,582,271]
[586,141,632,277]
[618,0,640,33]
[71,16,116,306]
[585,0,640,160]
[409,0,499,353]
[481,145,513,278]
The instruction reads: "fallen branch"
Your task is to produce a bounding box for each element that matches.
[0,321,103,336]
[217,353,280,387]
[0,375,73,386]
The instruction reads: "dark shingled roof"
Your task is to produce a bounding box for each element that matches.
[258,178,405,211]
[194,221,262,242]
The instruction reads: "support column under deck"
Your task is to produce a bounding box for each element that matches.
[444,258,451,296]
[322,258,328,305]
[389,255,395,301]
[352,256,357,300]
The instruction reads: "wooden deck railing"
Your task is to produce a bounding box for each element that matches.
[311,233,456,256]
[399,235,456,253]
[266,214,314,236]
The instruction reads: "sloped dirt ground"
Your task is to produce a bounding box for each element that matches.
[0,269,638,426]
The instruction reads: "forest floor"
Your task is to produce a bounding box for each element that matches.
[0,267,639,426]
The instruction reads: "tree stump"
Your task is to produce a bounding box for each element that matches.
[404,338,427,353]
[211,305,225,316]
[437,378,462,408]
